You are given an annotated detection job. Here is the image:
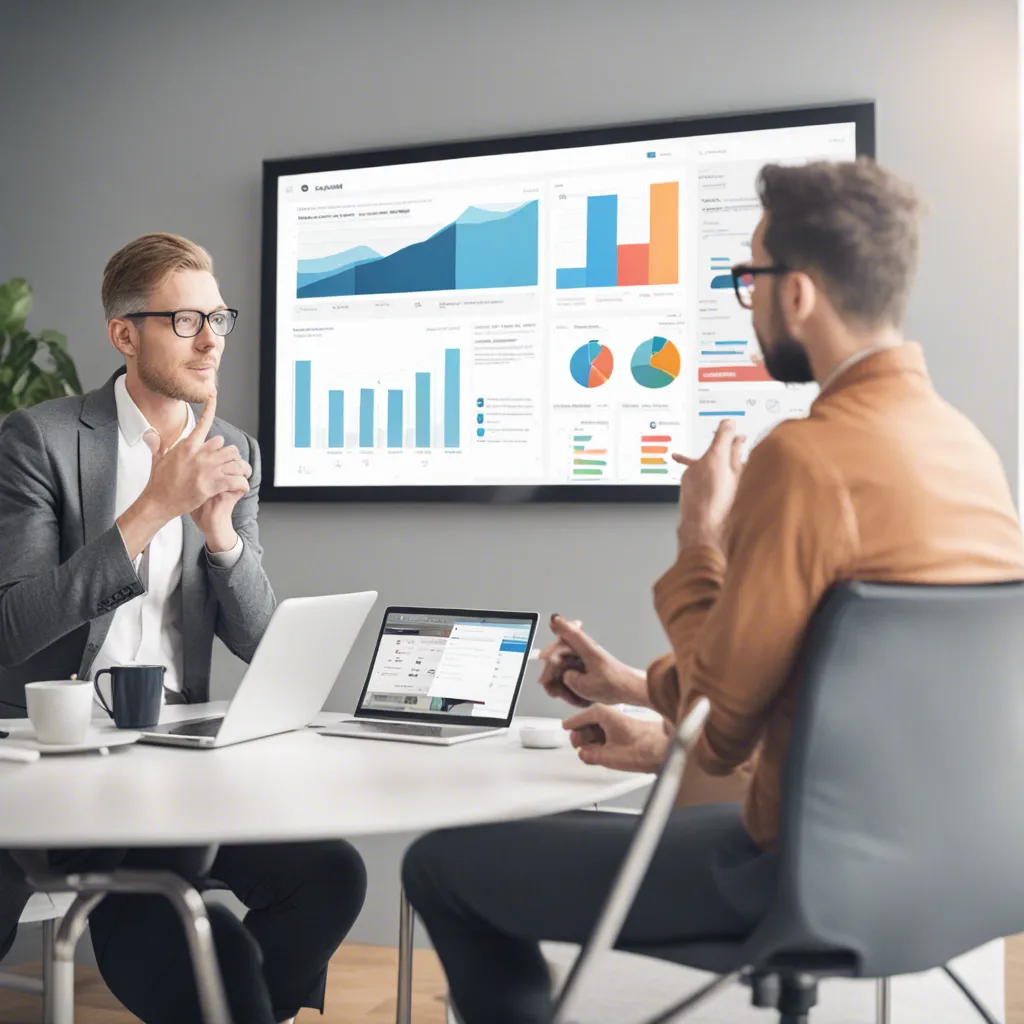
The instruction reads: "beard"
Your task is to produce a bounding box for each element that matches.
[136,341,217,403]
[755,293,814,384]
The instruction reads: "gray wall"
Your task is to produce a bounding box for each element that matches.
[0,0,1017,951]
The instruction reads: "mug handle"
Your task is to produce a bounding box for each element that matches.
[93,669,114,718]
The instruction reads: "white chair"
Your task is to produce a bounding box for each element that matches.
[0,891,76,1006]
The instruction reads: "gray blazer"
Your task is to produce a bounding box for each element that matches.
[0,368,276,713]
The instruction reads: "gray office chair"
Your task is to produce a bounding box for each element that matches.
[555,581,1024,1024]
[8,846,233,1024]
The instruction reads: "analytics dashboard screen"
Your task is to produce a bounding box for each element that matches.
[262,104,872,500]
[359,611,535,721]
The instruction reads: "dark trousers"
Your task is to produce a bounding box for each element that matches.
[25,841,367,1024]
[402,803,777,1024]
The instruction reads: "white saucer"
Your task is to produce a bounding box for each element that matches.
[1,726,140,755]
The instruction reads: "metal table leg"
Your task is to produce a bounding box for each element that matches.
[875,977,891,1024]
[49,893,103,1024]
[396,886,414,1024]
[41,916,56,1018]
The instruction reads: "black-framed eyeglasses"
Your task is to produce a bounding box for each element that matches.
[125,309,238,338]
[731,264,789,310]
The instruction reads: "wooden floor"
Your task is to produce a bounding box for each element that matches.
[0,944,448,1023]
[1006,933,1024,1022]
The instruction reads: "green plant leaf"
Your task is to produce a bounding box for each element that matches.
[44,340,83,394]
[39,329,67,351]
[3,336,39,391]
[0,279,32,336]
[0,280,82,411]
[18,363,65,409]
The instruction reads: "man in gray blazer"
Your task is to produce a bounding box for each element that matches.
[0,233,365,1024]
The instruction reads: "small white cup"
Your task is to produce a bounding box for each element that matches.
[25,680,94,745]
[520,721,565,749]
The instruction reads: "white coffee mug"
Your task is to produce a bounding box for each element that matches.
[25,680,94,745]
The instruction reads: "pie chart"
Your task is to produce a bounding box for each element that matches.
[570,341,614,389]
[631,336,680,389]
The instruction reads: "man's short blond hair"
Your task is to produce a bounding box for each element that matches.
[101,232,214,321]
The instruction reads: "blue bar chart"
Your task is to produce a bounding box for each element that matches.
[294,361,311,448]
[328,391,344,448]
[360,389,374,448]
[445,349,460,448]
[556,182,679,289]
[416,373,430,448]
[387,390,404,448]
[292,349,462,452]
[584,195,618,288]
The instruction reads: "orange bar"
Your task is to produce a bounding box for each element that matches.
[648,182,679,285]
[641,446,669,454]
[641,457,667,465]
[698,364,773,383]
[642,435,672,442]
[617,243,649,286]
[581,449,608,455]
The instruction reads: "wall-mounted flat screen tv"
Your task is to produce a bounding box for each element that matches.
[260,102,874,502]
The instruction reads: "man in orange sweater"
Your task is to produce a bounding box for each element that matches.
[403,159,1024,1024]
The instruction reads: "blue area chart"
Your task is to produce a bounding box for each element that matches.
[296,202,539,298]
[709,256,733,290]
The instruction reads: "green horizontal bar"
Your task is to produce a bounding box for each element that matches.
[574,459,607,466]
[641,468,671,475]
[573,469,604,476]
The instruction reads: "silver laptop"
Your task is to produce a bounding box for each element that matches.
[319,606,538,746]
[138,591,377,748]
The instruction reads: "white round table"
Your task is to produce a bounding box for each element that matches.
[0,705,650,847]
[0,703,653,1023]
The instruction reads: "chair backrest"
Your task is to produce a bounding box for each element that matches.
[747,580,1024,977]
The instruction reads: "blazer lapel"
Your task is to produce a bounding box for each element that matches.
[180,515,205,700]
[78,371,123,659]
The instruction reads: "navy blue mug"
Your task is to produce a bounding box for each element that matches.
[94,664,165,729]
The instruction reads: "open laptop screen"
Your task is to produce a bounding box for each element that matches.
[355,607,538,726]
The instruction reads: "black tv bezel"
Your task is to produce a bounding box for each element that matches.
[351,606,540,728]
[259,101,875,504]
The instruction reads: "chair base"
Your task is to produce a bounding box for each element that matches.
[778,973,819,1018]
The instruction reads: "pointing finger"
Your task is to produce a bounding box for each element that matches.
[709,418,736,449]
[193,391,218,445]
[142,429,161,456]
[549,615,601,662]
[563,706,603,732]
[731,435,746,474]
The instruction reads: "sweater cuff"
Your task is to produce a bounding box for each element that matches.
[206,535,244,569]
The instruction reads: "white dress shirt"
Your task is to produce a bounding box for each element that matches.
[91,376,242,693]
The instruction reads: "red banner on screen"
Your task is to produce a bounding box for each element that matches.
[698,364,773,383]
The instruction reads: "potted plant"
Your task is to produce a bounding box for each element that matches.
[0,278,82,416]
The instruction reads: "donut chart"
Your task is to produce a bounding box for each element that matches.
[570,341,614,388]
[631,336,680,389]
